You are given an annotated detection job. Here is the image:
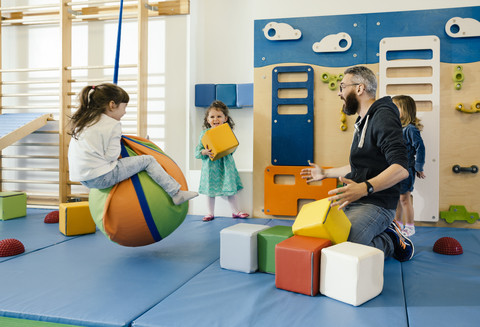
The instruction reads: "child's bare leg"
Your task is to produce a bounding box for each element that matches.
[399,192,415,236]
[394,200,404,229]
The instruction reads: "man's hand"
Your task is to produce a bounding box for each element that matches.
[300,162,326,183]
[327,177,367,210]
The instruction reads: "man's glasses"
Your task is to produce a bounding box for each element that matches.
[339,83,360,92]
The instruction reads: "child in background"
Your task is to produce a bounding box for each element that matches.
[195,100,249,222]
[393,95,426,237]
[68,83,198,205]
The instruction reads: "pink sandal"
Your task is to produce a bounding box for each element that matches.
[203,215,214,222]
[232,212,249,219]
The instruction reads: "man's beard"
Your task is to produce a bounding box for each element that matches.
[342,91,359,116]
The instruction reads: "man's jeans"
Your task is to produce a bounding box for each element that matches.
[344,202,395,258]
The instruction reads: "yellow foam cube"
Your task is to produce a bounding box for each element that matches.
[292,198,351,244]
[201,123,239,161]
[59,202,96,236]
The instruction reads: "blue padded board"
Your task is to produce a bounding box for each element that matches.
[194,84,216,107]
[271,65,314,166]
[216,84,237,108]
[0,214,271,327]
[195,83,253,108]
[236,83,254,107]
[0,208,74,263]
[403,227,480,327]
[132,256,406,327]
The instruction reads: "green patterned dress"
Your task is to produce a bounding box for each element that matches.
[195,129,243,197]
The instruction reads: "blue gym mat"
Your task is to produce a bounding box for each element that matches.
[0,209,271,326]
[402,227,480,327]
[1,209,480,327]
[0,209,75,263]
[131,257,406,327]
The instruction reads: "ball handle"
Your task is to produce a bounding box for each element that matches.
[452,164,478,174]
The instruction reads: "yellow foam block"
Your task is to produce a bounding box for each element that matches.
[59,202,96,236]
[292,198,351,244]
[201,123,239,161]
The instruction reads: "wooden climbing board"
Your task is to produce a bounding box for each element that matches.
[0,113,53,150]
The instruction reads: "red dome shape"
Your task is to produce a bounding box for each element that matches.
[433,237,463,255]
[0,239,25,257]
[44,210,59,224]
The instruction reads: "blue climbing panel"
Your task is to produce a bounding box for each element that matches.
[271,65,314,166]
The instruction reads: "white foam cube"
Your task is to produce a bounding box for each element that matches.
[320,241,384,306]
[220,223,270,273]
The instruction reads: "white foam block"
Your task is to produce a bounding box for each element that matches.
[220,223,270,273]
[320,242,384,306]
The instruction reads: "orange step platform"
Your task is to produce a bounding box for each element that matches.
[264,165,337,216]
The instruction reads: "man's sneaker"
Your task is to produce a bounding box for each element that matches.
[385,220,414,262]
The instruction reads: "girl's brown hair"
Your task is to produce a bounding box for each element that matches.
[69,83,129,139]
[202,100,235,129]
[392,95,423,131]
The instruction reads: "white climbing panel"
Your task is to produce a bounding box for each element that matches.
[379,35,440,222]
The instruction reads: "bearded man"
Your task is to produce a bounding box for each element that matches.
[300,66,414,262]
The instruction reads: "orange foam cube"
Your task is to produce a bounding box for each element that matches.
[201,123,238,161]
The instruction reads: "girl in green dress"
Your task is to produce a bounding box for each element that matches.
[195,101,248,221]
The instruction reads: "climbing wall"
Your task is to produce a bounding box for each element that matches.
[253,6,480,226]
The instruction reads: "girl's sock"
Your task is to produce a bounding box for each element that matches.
[403,224,415,237]
[172,190,198,205]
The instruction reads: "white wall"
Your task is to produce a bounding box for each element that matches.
[186,0,255,216]
[188,0,254,173]
[253,0,480,18]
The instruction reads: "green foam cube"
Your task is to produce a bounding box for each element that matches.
[0,192,27,220]
[258,225,294,274]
